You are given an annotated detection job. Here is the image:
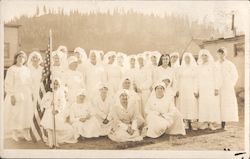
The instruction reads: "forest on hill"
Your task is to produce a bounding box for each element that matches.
[7,6,222,54]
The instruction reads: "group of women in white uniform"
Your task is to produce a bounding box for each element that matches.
[4,46,239,148]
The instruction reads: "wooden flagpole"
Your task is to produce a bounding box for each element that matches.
[49,29,57,149]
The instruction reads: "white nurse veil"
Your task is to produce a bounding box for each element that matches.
[74,47,87,63]
[170,52,180,67]
[89,49,102,66]
[103,51,116,65]
[27,51,43,68]
[181,52,197,67]
[197,49,214,65]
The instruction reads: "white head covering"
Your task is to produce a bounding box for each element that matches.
[150,51,162,65]
[127,54,138,69]
[148,81,166,101]
[68,56,78,65]
[51,50,63,66]
[89,49,102,66]
[57,45,68,54]
[181,52,197,67]
[116,52,127,67]
[170,52,180,67]
[197,49,214,65]
[119,76,134,91]
[143,51,151,62]
[137,53,146,67]
[103,51,116,65]
[159,74,173,86]
[74,47,87,62]
[27,51,43,68]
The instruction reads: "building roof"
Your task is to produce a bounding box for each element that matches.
[4,24,22,28]
[201,34,245,45]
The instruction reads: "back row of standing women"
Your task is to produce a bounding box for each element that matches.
[4,46,239,148]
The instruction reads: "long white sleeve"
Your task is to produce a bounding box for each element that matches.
[5,67,15,96]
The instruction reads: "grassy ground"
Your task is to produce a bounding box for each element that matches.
[4,100,245,150]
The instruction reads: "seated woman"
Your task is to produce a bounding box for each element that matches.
[40,78,77,148]
[91,83,113,136]
[108,89,144,142]
[70,89,100,139]
[119,76,144,124]
[145,82,186,138]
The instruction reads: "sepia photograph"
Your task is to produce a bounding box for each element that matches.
[0,0,249,158]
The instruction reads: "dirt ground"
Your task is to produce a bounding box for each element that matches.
[4,100,245,150]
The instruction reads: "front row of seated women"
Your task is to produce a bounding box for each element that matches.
[40,76,185,148]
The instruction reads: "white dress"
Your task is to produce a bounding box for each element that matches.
[197,63,221,123]
[145,94,186,138]
[70,102,101,138]
[176,66,198,120]
[40,91,77,144]
[134,66,152,109]
[108,100,143,142]
[155,66,175,84]
[216,60,239,122]
[28,66,43,103]
[64,69,85,104]
[105,64,122,94]
[92,95,113,136]
[51,66,65,83]
[85,63,107,95]
[4,65,34,136]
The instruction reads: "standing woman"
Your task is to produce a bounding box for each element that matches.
[85,50,107,96]
[176,52,199,130]
[51,51,65,83]
[134,53,153,116]
[123,55,138,82]
[149,51,161,83]
[104,51,122,94]
[155,54,175,85]
[4,51,34,141]
[57,45,69,69]
[170,52,180,69]
[215,47,239,129]
[197,49,221,130]
[64,56,85,105]
[27,51,44,103]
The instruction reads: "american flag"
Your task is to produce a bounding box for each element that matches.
[30,32,52,142]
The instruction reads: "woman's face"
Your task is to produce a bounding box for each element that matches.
[155,86,165,98]
[77,95,85,103]
[117,56,123,66]
[100,87,108,99]
[122,79,131,90]
[201,54,208,63]
[90,53,97,64]
[108,55,115,64]
[151,56,157,66]
[184,55,191,64]
[171,55,178,64]
[162,55,170,66]
[69,61,78,70]
[120,93,128,106]
[130,58,135,68]
[31,55,40,66]
[162,79,170,88]
[75,52,82,63]
[16,54,26,65]
[138,57,144,67]
[53,55,60,65]
[53,80,60,90]
[216,51,225,60]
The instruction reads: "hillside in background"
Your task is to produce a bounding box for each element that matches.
[7,7,222,54]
